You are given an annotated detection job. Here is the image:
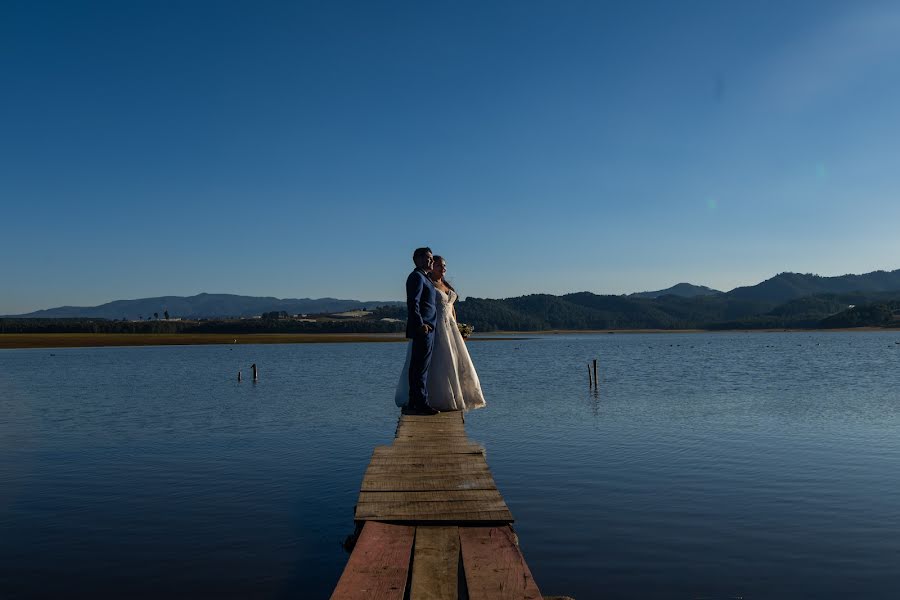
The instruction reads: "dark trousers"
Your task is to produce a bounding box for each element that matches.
[408,330,434,407]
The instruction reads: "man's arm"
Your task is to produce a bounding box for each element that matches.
[407,273,428,332]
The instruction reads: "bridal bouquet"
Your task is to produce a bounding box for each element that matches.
[457,322,474,339]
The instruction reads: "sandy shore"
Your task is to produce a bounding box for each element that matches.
[0,333,408,349]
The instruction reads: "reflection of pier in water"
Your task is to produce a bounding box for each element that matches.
[330,409,557,599]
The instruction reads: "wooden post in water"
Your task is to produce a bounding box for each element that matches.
[251,363,258,382]
[593,359,598,389]
[588,363,593,388]
[238,370,242,382]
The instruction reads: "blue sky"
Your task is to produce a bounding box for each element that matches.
[2,1,900,314]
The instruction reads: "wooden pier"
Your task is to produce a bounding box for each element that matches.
[330,409,551,600]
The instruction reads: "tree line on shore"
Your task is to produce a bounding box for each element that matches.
[3,293,899,334]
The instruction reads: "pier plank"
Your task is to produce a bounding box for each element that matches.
[393,433,467,438]
[459,526,542,600]
[330,521,414,600]
[396,421,464,428]
[361,475,498,492]
[360,478,497,491]
[398,414,463,423]
[365,460,488,468]
[364,466,491,477]
[410,526,459,600]
[459,526,541,600]
[391,438,480,445]
[372,447,485,457]
[356,499,509,516]
[359,510,512,522]
[368,456,487,466]
[358,490,504,503]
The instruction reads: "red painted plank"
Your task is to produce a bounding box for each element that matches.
[330,522,415,600]
[459,526,542,600]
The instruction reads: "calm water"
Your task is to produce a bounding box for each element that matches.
[2,332,900,599]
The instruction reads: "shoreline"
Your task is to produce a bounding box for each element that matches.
[0,333,407,350]
[0,328,894,349]
[492,327,893,335]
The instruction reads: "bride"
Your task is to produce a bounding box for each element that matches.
[395,255,486,411]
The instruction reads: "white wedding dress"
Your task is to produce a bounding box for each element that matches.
[394,288,486,411]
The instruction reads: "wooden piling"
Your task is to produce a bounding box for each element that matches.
[593,359,598,389]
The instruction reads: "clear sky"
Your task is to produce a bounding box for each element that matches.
[3,0,900,314]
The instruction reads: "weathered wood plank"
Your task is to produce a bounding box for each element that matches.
[361,475,498,492]
[367,454,488,473]
[397,422,465,431]
[397,420,464,425]
[358,490,505,503]
[410,526,459,600]
[366,457,487,466]
[330,521,415,600]
[388,444,484,452]
[368,456,487,466]
[363,470,492,481]
[459,527,542,600]
[373,445,483,452]
[359,510,513,522]
[391,435,482,448]
[373,447,485,457]
[364,464,490,475]
[396,427,466,438]
[356,500,510,518]
[397,421,465,428]
[394,435,470,441]
[393,440,482,456]
[399,414,463,422]
[360,476,498,489]
[366,462,488,472]
[362,471,496,483]
[357,499,509,513]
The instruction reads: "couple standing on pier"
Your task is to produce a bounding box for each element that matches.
[395,247,486,414]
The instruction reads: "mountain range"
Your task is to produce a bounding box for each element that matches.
[6,293,403,320]
[5,269,900,330]
[455,269,900,331]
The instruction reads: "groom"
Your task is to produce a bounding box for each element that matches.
[406,247,439,415]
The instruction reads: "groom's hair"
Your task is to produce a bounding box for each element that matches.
[412,247,432,262]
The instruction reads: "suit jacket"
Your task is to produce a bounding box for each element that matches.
[406,268,437,338]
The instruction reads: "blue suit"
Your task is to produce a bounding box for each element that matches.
[406,268,437,407]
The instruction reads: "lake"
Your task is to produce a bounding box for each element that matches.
[2,331,900,598]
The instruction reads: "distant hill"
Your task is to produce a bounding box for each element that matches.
[727,269,900,304]
[455,268,900,331]
[6,293,403,320]
[630,283,722,299]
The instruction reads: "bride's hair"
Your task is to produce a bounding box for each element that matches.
[431,255,455,293]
